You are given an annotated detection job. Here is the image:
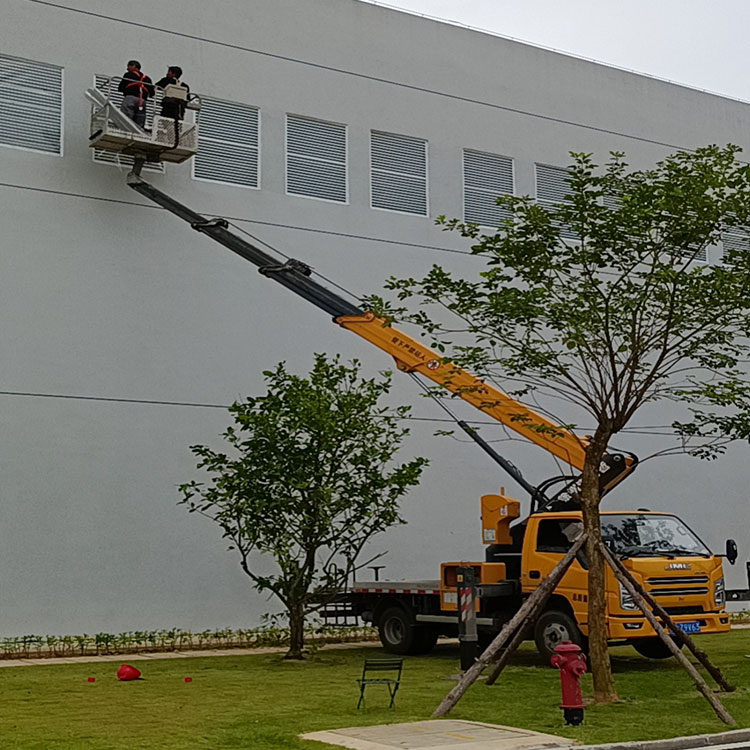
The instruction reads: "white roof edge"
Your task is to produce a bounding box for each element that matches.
[355,0,750,107]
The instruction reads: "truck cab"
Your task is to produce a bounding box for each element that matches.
[520,510,730,658]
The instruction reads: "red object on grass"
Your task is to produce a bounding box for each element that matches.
[184,677,193,683]
[87,677,95,682]
[116,664,142,681]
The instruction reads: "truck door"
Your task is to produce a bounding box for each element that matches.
[526,518,589,625]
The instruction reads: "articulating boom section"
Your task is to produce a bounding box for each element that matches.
[126,166,637,507]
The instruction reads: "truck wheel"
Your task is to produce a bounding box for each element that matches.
[632,637,682,659]
[534,610,586,662]
[478,631,496,653]
[378,607,437,655]
[412,625,439,654]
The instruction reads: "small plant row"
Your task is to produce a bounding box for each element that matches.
[730,609,750,624]
[0,624,378,660]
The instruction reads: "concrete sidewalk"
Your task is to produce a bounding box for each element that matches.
[301,720,576,750]
[301,722,750,750]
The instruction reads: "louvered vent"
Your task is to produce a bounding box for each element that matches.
[371,131,427,216]
[93,75,163,172]
[463,149,513,226]
[0,53,62,154]
[722,227,750,254]
[286,115,346,202]
[194,98,259,188]
[683,244,708,263]
[601,194,620,210]
[535,163,578,240]
[674,215,708,262]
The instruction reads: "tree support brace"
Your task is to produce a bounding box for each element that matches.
[433,534,587,717]
[600,543,735,725]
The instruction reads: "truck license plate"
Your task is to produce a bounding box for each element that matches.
[677,621,701,634]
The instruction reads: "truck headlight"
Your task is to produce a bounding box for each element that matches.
[619,583,638,611]
[714,577,725,608]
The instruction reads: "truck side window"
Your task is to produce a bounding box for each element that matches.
[536,519,584,553]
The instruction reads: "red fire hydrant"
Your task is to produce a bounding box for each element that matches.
[550,641,586,726]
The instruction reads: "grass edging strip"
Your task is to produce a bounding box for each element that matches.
[579,728,750,750]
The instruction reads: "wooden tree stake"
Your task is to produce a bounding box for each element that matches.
[485,573,558,685]
[604,545,734,692]
[433,534,586,717]
[599,542,735,726]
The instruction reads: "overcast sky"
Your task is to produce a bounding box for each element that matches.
[362,0,750,102]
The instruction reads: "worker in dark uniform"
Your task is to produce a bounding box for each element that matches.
[118,60,154,128]
[155,66,190,120]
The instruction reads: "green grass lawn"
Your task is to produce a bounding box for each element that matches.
[2,631,750,749]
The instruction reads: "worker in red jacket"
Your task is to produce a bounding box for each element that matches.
[118,60,155,128]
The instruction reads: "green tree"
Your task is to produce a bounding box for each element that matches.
[179,354,427,660]
[373,145,750,700]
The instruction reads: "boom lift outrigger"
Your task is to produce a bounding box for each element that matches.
[125,158,636,511]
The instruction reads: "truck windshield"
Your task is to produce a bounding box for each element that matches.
[600,514,711,558]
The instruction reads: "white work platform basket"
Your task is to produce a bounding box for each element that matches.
[85,76,201,164]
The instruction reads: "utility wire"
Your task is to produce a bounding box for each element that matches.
[25,0,706,153]
[0,389,686,435]
[222,219,364,305]
[0,390,228,410]
[0,388,495,421]
[0,181,473,258]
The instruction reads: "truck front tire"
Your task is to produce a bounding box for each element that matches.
[377,606,438,655]
[632,637,682,659]
[534,610,586,662]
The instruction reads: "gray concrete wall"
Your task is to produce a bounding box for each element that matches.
[1,0,748,635]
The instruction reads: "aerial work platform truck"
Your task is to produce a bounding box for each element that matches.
[87,85,750,660]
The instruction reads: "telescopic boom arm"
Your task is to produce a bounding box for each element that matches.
[126,165,637,507]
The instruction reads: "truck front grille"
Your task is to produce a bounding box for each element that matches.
[663,606,704,615]
[645,575,708,586]
[649,587,708,597]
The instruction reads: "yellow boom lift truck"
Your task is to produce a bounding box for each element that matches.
[87,86,749,660]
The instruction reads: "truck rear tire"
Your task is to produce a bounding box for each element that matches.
[534,610,586,662]
[632,637,682,659]
[377,606,438,655]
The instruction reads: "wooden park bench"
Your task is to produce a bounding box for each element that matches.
[356,657,403,709]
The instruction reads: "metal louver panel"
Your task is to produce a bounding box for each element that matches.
[286,115,347,202]
[0,54,62,154]
[535,163,578,240]
[92,75,163,172]
[463,149,513,226]
[92,149,164,172]
[683,244,708,263]
[371,131,428,216]
[722,227,750,254]
[675,213,707,263]
[536,164,571,204]
[194,98,259,188]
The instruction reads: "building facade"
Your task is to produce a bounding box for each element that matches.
[2,0,749,635]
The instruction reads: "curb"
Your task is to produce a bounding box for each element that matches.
[580,729,750,750]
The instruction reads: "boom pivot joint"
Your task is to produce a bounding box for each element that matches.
[259,258,313,277]
[191,217,229,232]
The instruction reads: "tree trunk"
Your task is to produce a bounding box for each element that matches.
[285,602,306,660]
[580,429,618,703]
